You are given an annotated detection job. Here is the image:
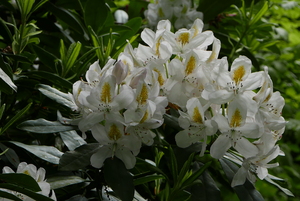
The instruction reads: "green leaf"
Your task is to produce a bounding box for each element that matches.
[47,175,86,190]
[46,2,87,36]
[1,52,33,64]
[38,84,75,109]
[0,183,54,201]
[65,41,81,71]
[17,118,76,133]
[249,1,268,26]
[59,143,100,171]
[84,0,109,34]
[30,0,48,13]
[0,102,32,135]
[32,44,58,71]
[0,173,41,192]
[0,190,23,201]
[0,143,20,168]
[16,0,35,20]
[104,157,134,201]
[134,175,165,186]
[190,162,221,201]
[219,158,264,201]
[181,161,212,189]
[0,103,5,120]
[9,141,63,164]
[59,130,86,151]
[26,71,72,88]
[0,68,17,92]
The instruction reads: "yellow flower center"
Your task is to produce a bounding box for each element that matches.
[136,83,148,105]
[108,124,122,141]
[232,66,245,84]
[178,32,190,46]
[154,68,164,86]
[230,109,242,128]
[192,106,203,124]
[185,55,196,75]
[140,110,149,123]
[100,82,112,103]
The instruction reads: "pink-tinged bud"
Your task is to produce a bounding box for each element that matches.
[130,68,147,89]
[113,60,128,85]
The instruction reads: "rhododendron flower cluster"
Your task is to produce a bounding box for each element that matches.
[60,18,286,186]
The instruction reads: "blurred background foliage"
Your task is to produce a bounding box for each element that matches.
[0,0,300,200]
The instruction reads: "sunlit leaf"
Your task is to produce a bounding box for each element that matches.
[10,141,63,164]
[59,130,86,151]
[17,118,75,133]
[47,175,86,190]
[38,84,75,109]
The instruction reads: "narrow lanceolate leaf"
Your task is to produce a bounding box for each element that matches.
[0,68,17,92]
[59,143,101,171]
[219,158,264,201]
[0,173,41,192]
[0,104,5,120]
[38,84,75,108]
[47,176,86,190]
[249,1,268,26]
[104,158,134,201]
[65,41,81,70]
[17,118,75,133]
[134,175,165,186]
[59,130,86,151]
[0,103,32,135]
[10,141,63,164]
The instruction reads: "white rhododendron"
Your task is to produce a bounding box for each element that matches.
[0,162,56,201]
[57,18,287,189]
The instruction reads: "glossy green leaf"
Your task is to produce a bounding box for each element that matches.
[47,175,86,190]
[0,190,23,201]
[38,84,75,109]
[84,0,109,34]
[219,158,264,201]
[10,141,63,164]
[0,102,32,135]
[0,173,41,192]
[59,130,86,151]
[17,118,75,133]
[0,183,54,201]
[30,0,48,13]
[104,157,134,201]
[59,143,100,171]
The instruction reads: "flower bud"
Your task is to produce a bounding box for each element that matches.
[113,60,128,85]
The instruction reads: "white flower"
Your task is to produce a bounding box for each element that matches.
[0,162,56,201]
[175,97,218,156]
[90,122,142,169]
[210,97,262,159]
